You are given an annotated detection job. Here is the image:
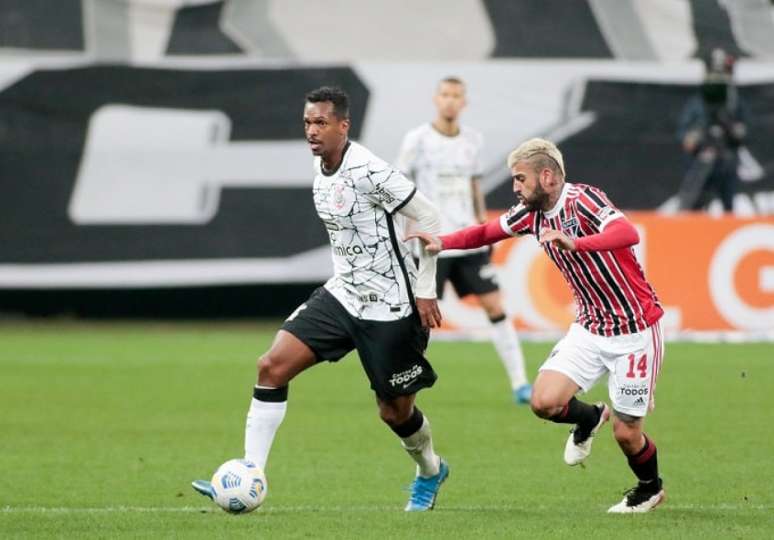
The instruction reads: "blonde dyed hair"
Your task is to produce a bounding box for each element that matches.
[506,138,566,178]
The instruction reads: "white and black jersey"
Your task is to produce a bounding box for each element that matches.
[314,141,418,321]
[397,123,486,257]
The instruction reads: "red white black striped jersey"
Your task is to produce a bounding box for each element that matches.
[499,182,663,336]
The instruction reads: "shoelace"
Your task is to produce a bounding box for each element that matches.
[570,425,592,445]
[622,483,658,505]
[571,406,604,444]
[622,485,638,504]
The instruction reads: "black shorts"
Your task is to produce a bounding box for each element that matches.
[436,251,499,299]
[281,287,436,400]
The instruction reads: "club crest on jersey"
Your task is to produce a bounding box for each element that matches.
[331,184,348,211]
[561,216,580,238]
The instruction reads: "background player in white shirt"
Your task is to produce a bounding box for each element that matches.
[193,87,449,512]
[397,77,532,404]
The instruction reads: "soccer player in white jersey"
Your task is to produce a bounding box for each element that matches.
[397,77,532,404]
[409,138,666,513]
[192,87,449,512]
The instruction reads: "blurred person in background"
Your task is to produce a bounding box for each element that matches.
[676,48,748,213]
[397,77,532,405]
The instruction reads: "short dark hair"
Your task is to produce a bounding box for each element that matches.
[305,86,350,120]
[440,76,465,86]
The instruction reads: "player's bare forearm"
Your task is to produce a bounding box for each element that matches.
[415,297,442,329]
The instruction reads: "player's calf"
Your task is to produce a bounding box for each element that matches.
[391,407,449,512]
[608,414,665,513]
[386,405,441,478]
[612,411,646,454]
[384,402,447,511]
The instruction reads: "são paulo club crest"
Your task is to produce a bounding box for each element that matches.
[561,216,580,238]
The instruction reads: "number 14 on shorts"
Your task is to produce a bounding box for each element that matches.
[625,353,648,379]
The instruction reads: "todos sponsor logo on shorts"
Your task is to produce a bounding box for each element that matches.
[619,386,649,396]
[389,364,423,388]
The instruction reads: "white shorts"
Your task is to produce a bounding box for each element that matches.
[539,321,665,417]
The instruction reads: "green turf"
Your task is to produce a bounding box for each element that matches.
[0,323,772,539]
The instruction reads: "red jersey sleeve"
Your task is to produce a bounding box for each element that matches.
[574,185,624,234]
[439,219,510,251]
[574,217,639,252]
[499,203,537,237]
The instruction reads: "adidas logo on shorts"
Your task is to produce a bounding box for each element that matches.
[633,397,646,406]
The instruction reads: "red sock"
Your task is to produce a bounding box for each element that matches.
[627,434,659,484]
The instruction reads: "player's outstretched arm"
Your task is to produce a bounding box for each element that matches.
[539,217,639,252]
[407,218,510,255]
[397,191,443,329]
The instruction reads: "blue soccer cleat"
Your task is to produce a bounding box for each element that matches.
[191,479,215,500]
[404,459,449,512]
[513,383,532,405]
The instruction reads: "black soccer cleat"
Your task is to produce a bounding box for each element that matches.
[607,478,665,513]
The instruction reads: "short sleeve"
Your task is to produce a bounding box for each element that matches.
[395,130,420,178]
[499,203,536,237]
[473,131,485,177]
[575,186,624,233]
[357,161,417,214]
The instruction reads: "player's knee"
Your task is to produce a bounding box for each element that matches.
[378,407,399,427]
[529,393,558,419]
[612,413,642,447]
[377,403,410,427]
[483,304,504,320]
[257,351,288,386]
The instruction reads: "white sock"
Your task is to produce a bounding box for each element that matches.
[244,391,287,471]
[400,415,440,478]
[491,317,528,389]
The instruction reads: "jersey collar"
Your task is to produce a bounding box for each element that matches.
[543,182,571,219]
[320,140,352,177]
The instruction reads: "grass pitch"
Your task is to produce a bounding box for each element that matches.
[0,323,772,539]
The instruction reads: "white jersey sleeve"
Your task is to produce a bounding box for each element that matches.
[354,158,417,214]
[395,128,422,178]
[396,191,440,299]
[472,131,485,177]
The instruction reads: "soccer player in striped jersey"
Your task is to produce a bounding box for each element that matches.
[408,138,666,513]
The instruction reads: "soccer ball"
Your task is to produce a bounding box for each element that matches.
[210,459,267,514]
